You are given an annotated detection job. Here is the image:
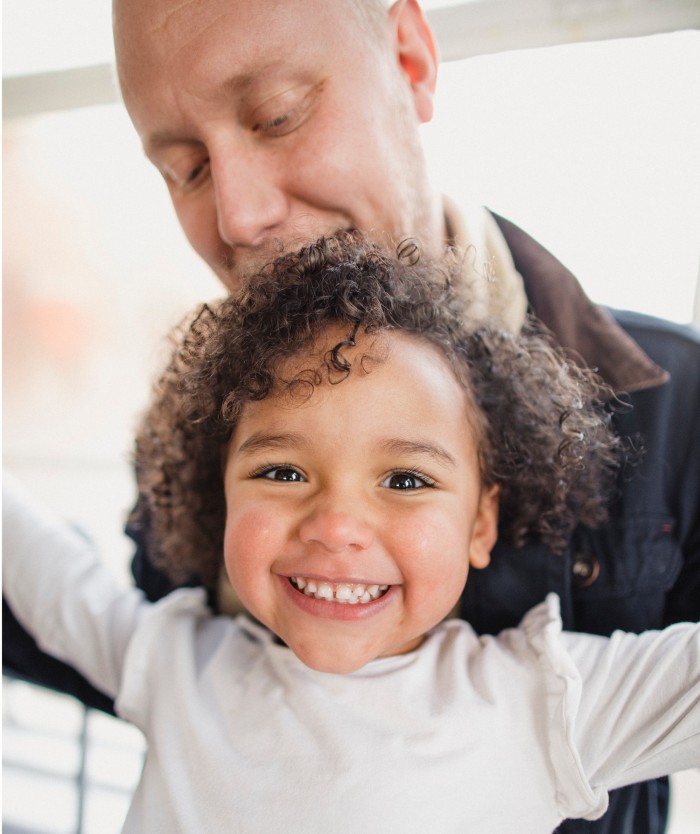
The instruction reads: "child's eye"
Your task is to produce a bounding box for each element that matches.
[380,471,434,490]
[253,465,306,483]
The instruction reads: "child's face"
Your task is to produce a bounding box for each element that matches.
[222,329,498,673]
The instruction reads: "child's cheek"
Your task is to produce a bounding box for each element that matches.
[389,507,469,585]
[223,504,280,596]
[391,504,462,551]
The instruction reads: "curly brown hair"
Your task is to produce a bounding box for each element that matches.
[132,232,620,591]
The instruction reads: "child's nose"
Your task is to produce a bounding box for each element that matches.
[298,506,375,553]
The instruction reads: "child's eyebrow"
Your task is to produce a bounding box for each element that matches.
[379,438,457,468]
[235,431,308,456]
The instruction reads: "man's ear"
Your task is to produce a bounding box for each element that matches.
[468,485,499,570]
[388,0,439,123]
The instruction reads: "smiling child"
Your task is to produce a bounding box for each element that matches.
[4,234,698,833]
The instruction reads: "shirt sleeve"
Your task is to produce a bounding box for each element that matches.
[564,621,700,790]
[521,594,700,821]
[2,473,148,699]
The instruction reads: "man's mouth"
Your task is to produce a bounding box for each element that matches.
[289,577,390,605]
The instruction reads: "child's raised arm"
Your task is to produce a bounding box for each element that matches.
[3,473,148,700]
[521,600,700,821]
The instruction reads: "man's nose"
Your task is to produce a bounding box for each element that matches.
[211,149,289,248]
[298,501,375,554]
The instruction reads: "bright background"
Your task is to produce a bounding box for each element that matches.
[3,1,699,832]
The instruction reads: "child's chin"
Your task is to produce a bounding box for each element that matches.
[285,633,426,674]
[290,644,374,676]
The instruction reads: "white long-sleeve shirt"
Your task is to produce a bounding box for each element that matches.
[4,477,699,834]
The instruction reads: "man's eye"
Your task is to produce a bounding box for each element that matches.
[254,466,305,483]
[253,109,301,137]
[380,471,434,490]
[162,157,210,192]
[255,113,290,133]
[182,160,210,189]
[251,85,319,137]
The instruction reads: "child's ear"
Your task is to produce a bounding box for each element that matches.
[388,0,439,123]
[468,485,499,570]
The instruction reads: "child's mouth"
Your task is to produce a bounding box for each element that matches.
[289,577,390,605]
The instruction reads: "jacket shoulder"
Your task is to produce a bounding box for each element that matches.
[609,308,700,384]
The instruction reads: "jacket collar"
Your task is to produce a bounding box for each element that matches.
[490,211,669,394]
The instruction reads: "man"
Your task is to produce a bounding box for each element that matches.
[5,1,699,832]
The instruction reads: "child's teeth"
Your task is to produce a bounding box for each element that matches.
[335,585,353,602]
[291,578,388,604]
[317,583,333,601]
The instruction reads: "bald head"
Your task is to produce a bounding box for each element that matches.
[113,0,442,290]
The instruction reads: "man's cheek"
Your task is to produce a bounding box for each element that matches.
[176,198,221,270]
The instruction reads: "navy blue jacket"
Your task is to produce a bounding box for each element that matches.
[5,214,699,834]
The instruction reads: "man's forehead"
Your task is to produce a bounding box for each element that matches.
[115,0,228,31]
[114,0,383,86]
[114,0,393,135]
[115,0,307,114]
[114,0,240,59]
[113,0,388,35]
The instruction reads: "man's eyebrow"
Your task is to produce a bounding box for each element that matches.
[380,438,457,468]
[222,64,283,97]
[235,431,308,456]
[144,130,201,156]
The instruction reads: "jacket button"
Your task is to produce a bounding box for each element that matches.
[572,554,600,587]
